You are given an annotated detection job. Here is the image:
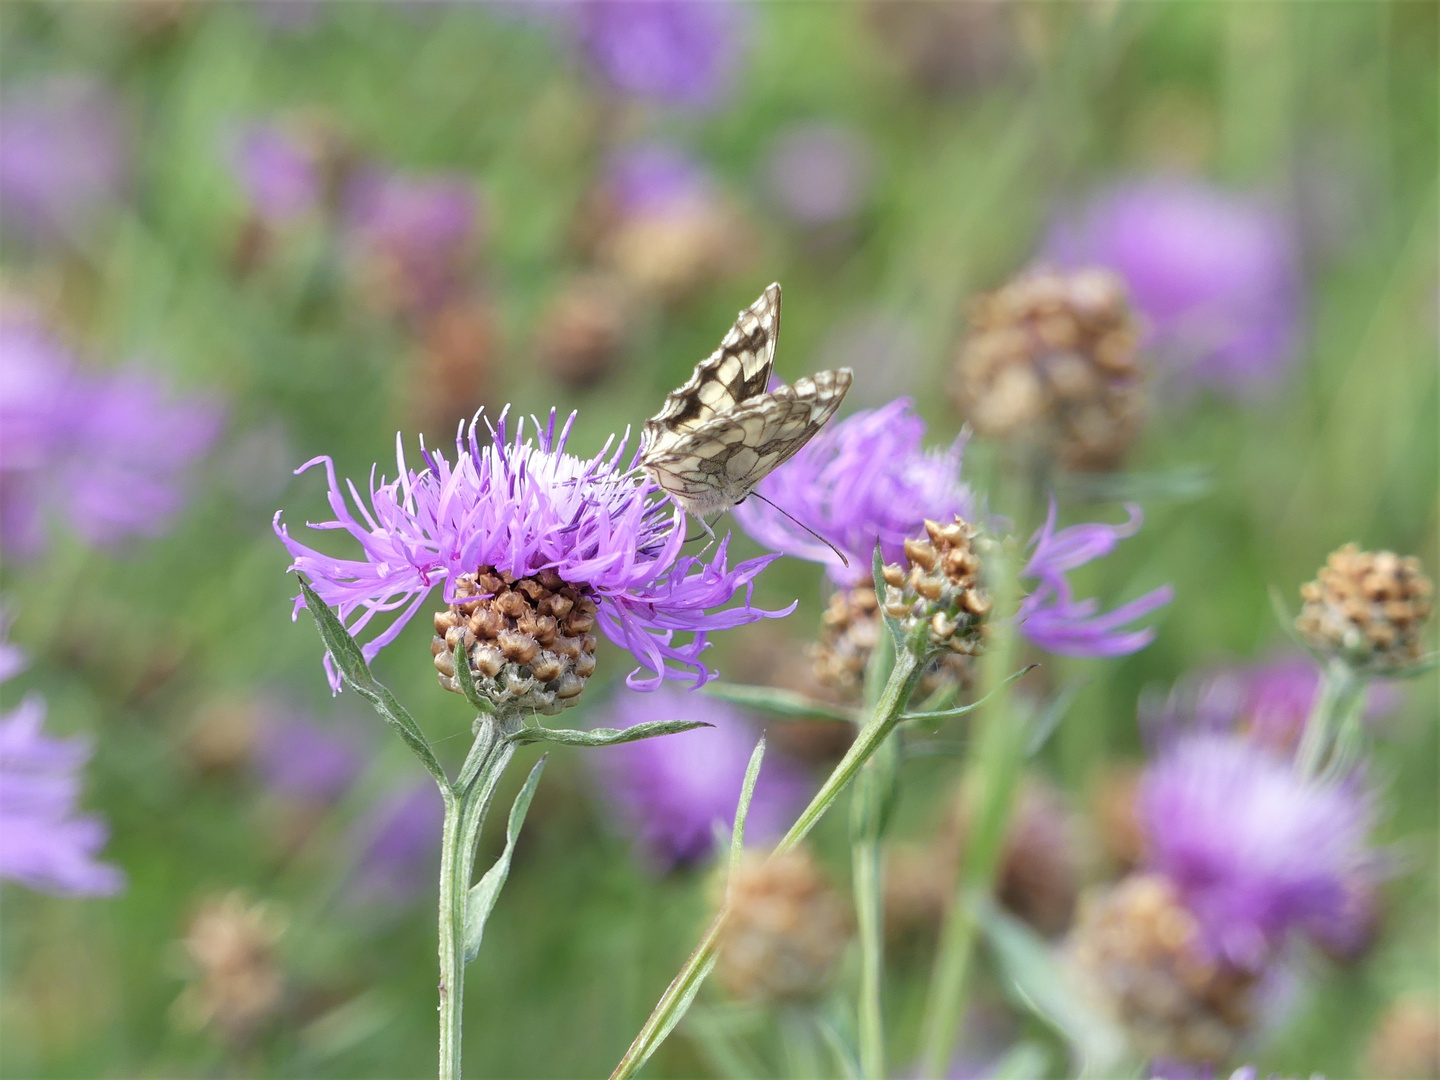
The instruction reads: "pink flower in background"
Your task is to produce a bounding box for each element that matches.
[0,76,130,244]
[760,122,875,226]
[0,318,225,557]
[1046,179,1304,398]
[575,1,749,110]
[232,123,325,222]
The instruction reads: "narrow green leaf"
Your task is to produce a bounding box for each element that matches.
[1025,680,1084,757]
[729,737,766,877]
[507,719,711,747]
[630,954,718,1074]
[902,664,1038,721]
[296,577,448,788]
[978,898,1128,1076]
[872,544,903,647]
[705,682,856,723]
[814,1015,862,1080]
[463,755,546,963]
[450,638,494,716]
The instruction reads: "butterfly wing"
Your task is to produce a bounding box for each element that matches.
[642,368,853,518]
[641,283,782,461]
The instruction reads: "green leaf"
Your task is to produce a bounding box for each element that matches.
[1025,680,1084,757]
[630,954,718,1074]
[977,898,1129,1077]
[507,719,711,747]
[988,1042,1050,1080]
[902,664,1038,721]
[450,638,495,716]
[729,737,766,875]
[873,544,903,647]
[296,576,448,788]
[463,755,546,963]
[705,682,855,723]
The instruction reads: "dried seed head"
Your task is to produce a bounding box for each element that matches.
[716,849,853,1003]
[1295,544,1433,671]
[1363,995,1440,1080]
[173,892,286,1047]
[600,198,755,304]
[880,516,991,659]
[809,583,975,703]
[408,300,494,440]
[535,272,635,389]
[950,267,1146,470]
[1065,874,1259,1065]
[431,567,599,714]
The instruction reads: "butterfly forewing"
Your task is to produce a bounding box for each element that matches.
[640,284,852,525]
[642,283,781,458]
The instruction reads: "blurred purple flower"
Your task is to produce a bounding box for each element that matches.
[1139,731,1374,970]
[733,398,977,586]
[0,318,225,557]
[1018,502,1174,658]
[1157,653,1403,753]
[254,713,366,805]
[575,1,748,110]
[1046,179,1304,398]
[734,398,1170,657]
[603,141,715,216]
[349,780,444,902]
[589,687,810,870]
[276,408,791,693]
[761,122,875,226]
[232,123,323,222]
[0,622,123,896]
[0,76,129,244]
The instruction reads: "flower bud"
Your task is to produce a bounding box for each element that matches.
[716,849,852,1003]
[880,516,991,659]
[1296,544,1433,671]
[950,267,1146,470]
[431,567,598,714]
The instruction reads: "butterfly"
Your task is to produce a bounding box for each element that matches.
[639,283,853,538]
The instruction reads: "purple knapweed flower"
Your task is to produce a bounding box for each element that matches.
[254,712,366,805]
[275,408,791,694]
[0,317,225,557]
[348,779,444,903]
[1018,501,1174,658]
[733,398,977,586]
[0,76,129,245]
[760,122,875,227]
[733,398,1171,657]
[1139,731,1374,971]
[603,141,716,217]
[1045,179,1303,398]
[0,618,123,896]
[574,0,748,110]
[589,687,810,871]
[231,123,323,223]
[1156,653,1402,753]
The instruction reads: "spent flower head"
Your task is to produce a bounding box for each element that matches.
[275,409,790,703]
[1295,544,1433,673]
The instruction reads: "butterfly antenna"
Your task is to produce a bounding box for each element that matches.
[749,492,849,567]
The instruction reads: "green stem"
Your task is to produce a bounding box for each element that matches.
[1295,659,1364,779]
[609,648,926,1080]
[851,727,899,1080]
[438,714,520,1080]
[918,568,1023,1079]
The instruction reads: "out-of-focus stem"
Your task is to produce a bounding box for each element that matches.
[1296,659,1364,779]
[917,551,1022,1079]
[851,726,899,1080]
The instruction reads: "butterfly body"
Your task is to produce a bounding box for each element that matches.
[640,283,852,528]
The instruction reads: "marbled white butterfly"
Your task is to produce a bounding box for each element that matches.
[640,283,852,537]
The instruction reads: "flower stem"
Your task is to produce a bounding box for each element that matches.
[608,647,926,1080]
[1296,659,1364,779]
[917,561,1022,1079]
[438,714,519,1080]
[851,729,899,1080]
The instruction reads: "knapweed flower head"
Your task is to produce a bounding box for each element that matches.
[881,517,993,658]
[1045,179,1304,399]
[0,617,124,896]
[0,315,224,557]
[574,0,749,110]
[1139,731,1375,971]
[733,397,977,587]
[760,122,876,227]
[589,687,810,871]
[1295,544,1433,673]
[1019,501,1174,658]
[950,266,1147,470]
[0,76,130,244]
[715,847,853,1003]
[275,408,790,701]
